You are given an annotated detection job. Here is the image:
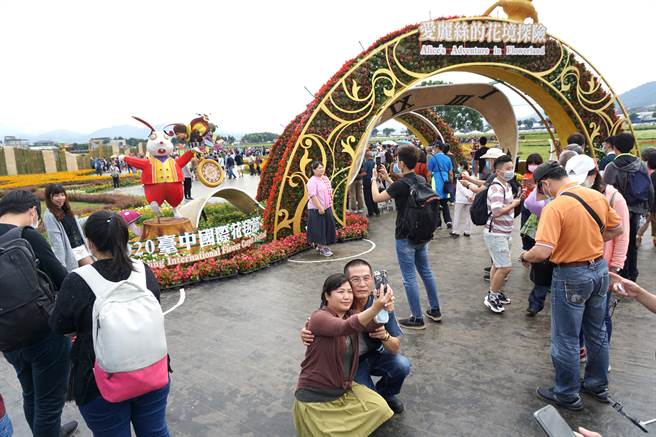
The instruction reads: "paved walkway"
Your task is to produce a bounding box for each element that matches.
[2,204,656,436]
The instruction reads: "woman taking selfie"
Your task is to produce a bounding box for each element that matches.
[293,273,394,436]
[44,184,93,270]
[306,161,337,257]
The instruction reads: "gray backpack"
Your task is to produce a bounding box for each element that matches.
[0,227,56,351]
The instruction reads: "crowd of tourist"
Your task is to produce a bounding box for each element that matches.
[1,130,655,436]
[299,132,654,435]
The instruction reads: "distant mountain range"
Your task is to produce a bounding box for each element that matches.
[2,82,654,144]
[619,81,656,111]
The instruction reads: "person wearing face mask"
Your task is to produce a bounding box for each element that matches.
[482,155,524,314]
[565,155,629,361]
[520,162,624,411]
[0,190,78,437]
[520,154,544,251]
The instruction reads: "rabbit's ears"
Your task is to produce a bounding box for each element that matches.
[132,116,155,133]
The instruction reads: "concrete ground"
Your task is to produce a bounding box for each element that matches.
[2,205,656,436]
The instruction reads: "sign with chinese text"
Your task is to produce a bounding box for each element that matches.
[130,217,265,268]
[418,19,547,57]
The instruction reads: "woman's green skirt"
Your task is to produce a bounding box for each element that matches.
[293,383,394,437]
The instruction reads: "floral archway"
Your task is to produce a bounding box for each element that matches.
[258,16,633,240]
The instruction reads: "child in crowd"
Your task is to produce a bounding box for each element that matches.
[451,160,475,238]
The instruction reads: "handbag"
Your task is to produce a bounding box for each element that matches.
[530,260,555,287]
[520,213,538,240]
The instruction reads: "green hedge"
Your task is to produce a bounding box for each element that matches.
[0,150,7,176]
[55,151,67,172]
[13,148,45,174]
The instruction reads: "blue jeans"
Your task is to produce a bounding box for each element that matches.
[355,352,411,401]
[2,333,71,437]
[395,239,440,318]
[0,414,13,437]
[550,260,609,399]
[79,382,171,437]
[227,166,236,179]
[528,285,550,313]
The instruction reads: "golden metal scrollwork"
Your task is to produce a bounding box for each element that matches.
[271,18,634,239]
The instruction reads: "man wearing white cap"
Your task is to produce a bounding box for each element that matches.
[565,154,630,354]
[521,161,623,411]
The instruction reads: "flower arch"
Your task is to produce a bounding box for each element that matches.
[259,17,633,239]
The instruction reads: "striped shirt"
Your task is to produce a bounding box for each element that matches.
[486,178,515,234]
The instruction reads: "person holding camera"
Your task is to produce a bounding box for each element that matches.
[371,145,443,330]
[293,273,394,436]
[301,259,410,414]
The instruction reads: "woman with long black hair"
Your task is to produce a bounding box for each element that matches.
[43,184,93,270]
[49,211,170,437]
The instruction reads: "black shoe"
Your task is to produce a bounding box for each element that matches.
[483,273,490,281]
[386,396,405,414]
[450,233,460,239]
[526,307,538,317]
[425,307,442,322]
[399,316,426,330]
[483,266,491,273]
[60,421,79,437]
[580,384,610,404]
[497,292,511,305]
[463,233,471,237]
[446,222,452,229]
[536,386,583,411]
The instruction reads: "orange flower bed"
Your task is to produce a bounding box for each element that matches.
[0,170,132,189]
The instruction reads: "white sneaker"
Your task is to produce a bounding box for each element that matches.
[484,293,505,313]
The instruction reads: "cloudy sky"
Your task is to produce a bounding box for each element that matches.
[1,0,654,135]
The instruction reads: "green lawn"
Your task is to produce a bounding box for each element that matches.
[40,201,112,213]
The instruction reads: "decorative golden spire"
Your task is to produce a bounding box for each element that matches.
[483,0,539,23]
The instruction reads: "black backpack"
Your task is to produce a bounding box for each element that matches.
[470,182,501,226]
[0,227,56,351]
[400,176,441,244]
[621,168,652,206]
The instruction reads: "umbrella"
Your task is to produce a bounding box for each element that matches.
[396,140,413,145]
[382,140,397,146]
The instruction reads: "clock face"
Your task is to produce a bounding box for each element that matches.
[196,159,225,188]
